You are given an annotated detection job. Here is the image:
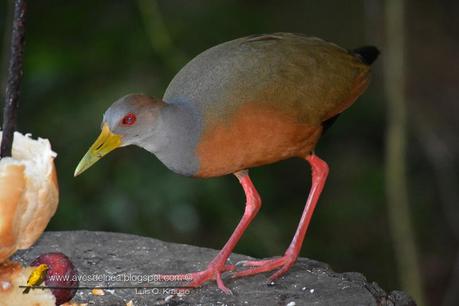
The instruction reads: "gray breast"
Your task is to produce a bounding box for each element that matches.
[148,102,202,176]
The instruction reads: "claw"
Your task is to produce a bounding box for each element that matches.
[216,272,232,294]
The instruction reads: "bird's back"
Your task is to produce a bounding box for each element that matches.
[162,33,375,177]
[164,33,370,126]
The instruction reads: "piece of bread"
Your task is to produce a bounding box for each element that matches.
[0,131,59,263]
[0,260,56,306]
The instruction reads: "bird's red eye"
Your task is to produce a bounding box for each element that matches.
[122,113,137,126]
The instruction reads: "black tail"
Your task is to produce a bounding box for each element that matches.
[352,46,380,65]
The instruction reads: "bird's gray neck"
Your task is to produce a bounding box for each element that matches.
[138,101,202,176]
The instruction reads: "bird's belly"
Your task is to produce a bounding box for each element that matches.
[194,104,322,178]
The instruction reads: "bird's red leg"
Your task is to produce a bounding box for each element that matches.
[157,170,261,294]
[233,154,329,282]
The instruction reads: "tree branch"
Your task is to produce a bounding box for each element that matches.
[1,0,26,158]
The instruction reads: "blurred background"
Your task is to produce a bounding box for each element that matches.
[1,0,458,305]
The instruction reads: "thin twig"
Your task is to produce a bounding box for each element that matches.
[384,0,425,305]
[1,0,26,158]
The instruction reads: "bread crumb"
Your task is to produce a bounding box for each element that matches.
[91,288,105,296]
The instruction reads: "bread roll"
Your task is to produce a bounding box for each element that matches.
[0,131,59,263]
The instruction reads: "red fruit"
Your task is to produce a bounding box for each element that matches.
[31,252,78,305]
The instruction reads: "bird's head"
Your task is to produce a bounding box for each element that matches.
[34,264,49,275]
[74,94,163,176]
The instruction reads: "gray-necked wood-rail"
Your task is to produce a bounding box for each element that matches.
[75,32,379,294]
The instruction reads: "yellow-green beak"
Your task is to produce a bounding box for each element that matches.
[74,123,122,177]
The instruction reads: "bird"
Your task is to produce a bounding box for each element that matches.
[23,264,48,294]
[74,32,379,294]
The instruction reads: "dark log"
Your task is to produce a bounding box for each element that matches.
[14,231,416,305]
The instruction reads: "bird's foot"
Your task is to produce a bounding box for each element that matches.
[233,254,297,282]
[157,262,235,294]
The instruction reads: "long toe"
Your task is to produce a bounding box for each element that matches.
[236,257,283,268]
[233,255,296,280]
[267,260,296,282]
[157,263,235,294]
[186,267,233,294]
